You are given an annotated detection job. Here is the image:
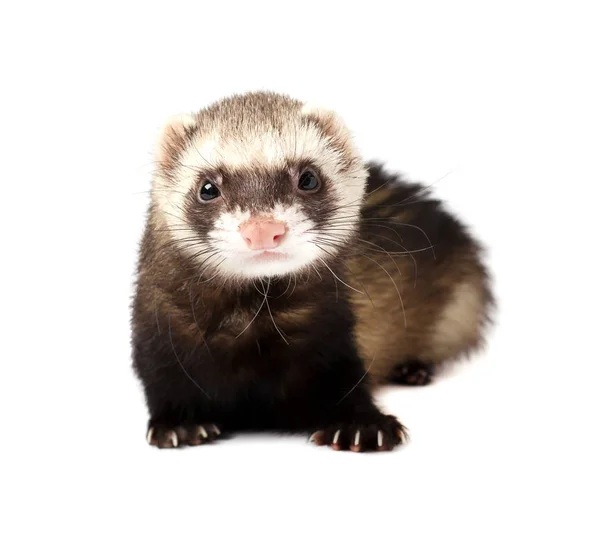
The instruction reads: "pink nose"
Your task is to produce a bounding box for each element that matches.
[240,219,286,250]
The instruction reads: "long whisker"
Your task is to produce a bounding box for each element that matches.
[308,231,433,258]
[312,264,323,281]
[167,316,211,399]
[394,168,457,206]
[197,258,226,283]
[359,253,407,328]
[313,243,376,308]
[289,272,298,298]
[314,253,363,295]
[188,284,214,360]
[321,218,436,259]
[337,355,376,405]
[313,236,400,304]
[282,274,293,297]
[260,279,289,345]
[358,235,418,287]
[236,281,268,338]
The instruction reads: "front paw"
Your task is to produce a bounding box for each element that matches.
[309,415,408,452]
[146,423,222,448]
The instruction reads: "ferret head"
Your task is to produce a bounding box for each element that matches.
[152,92,368,280]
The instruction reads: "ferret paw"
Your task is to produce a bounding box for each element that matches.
[391,361,434,386]
[309,415,408,452]
[146,423,222,448]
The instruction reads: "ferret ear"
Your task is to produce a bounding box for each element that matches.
[301,103,352,141]
[155,113,196,166]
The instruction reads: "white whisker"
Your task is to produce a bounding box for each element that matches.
[260,279,289,345]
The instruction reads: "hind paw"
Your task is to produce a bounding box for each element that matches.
[391,361,434,386]
[146,423,221,448]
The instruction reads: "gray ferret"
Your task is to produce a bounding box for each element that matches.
[131,91,493,452]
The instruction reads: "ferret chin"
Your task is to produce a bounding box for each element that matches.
[131,91,494,452]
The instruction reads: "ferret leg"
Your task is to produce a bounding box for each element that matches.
[309,382,408,452]
[135,351,223,448]
[144,397,222,449]
[310,403,408,452]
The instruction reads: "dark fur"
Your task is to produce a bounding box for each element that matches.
[348,165,493,384]
[131,164,492,451]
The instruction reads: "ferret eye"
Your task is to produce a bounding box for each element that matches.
[298,170,320,192]
[199,182,220,201]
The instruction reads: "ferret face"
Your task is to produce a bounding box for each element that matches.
[152,92,368,280]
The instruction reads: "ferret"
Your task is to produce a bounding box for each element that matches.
[131,91,493,452]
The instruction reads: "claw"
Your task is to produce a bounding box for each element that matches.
[333,430,341,445]
[377,430,383,448]
[354,430,361,447]
[198,425,208,439]
[169,430,178,448]
[212,424,221,436]
[146,427,154,445]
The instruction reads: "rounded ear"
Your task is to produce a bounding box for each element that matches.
[155,113,196,166]
[301,103,352,141]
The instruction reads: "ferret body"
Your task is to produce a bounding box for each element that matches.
[131,92,493,452]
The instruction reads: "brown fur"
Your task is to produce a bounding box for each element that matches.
[131,92,494,451]
[137,92,493,388]
[347,175,492,384]
[136,170,492,389]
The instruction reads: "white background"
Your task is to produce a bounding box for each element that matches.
[1,1,599,531]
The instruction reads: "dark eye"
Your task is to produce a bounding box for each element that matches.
[199,182,220,201]
[298,169,320,192]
